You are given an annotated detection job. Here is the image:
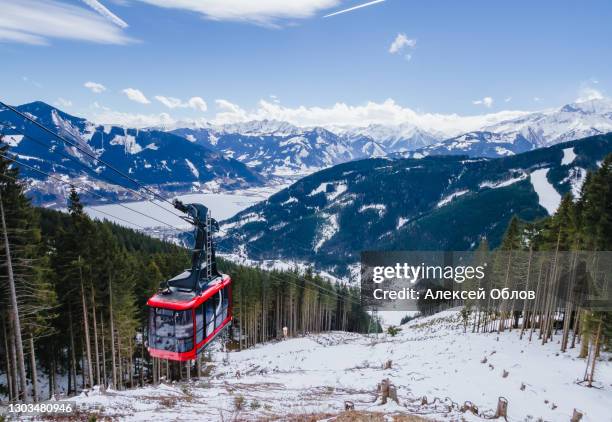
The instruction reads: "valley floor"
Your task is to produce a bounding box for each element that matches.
[11,310,612,422]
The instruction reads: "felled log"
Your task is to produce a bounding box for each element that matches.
[460,400,478,415]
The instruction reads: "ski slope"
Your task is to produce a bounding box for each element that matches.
[19,310,612,421]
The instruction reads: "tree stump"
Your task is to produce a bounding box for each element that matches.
[377,378,398,404]
[494,396,508,420]
[388,385,398,403]
[378,378,390,404]
[571,409,583,422]
[383,360,392,370]
[344,401,355,411]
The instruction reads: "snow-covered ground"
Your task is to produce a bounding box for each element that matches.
[12,310,610,422]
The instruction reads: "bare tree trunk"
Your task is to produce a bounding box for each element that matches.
[117,330,123,390]
[3,316,15,401]
[571,309,580,349]
[8,315,19,401]
[0,193,29,401]
[79,259,93,388]
[29,335,38,402]
[68,305,78,394]
[100,312,107,390]
[90,283,100,386]
[561,251,578,352]
[50,347,57,399]
[587,319,603,387]
[140,324,145,387]
[519,248,533,339]
[109,275,117,390]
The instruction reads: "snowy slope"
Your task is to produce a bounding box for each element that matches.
[22,310,611,421]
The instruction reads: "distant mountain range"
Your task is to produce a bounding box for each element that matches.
[174,98,612,176]
[218,133,612,278]
[1,98,612,207]
[0,102,262,206]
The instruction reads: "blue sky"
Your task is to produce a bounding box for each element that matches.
[1,0,611,128]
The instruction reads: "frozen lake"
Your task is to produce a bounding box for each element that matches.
[85,185,284,231]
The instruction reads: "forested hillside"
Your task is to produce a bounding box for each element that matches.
[0,145,371,402]
[220,133,612,277]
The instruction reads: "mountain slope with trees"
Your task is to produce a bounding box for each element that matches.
[219,133,612,277]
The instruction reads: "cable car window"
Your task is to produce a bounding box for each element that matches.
[215,290,225,328]
[196,304,204,344]
[152,308,176,352]
[175,310,193,353]
[205,299,215,337]
[221,286,229,320]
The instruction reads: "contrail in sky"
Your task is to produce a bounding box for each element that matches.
[324,0,386,18]
[81,0,128,28]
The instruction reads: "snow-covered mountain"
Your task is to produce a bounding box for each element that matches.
[338,123,441,153]
[0,102,263,206]
[173,125,360,177]
[171,99,612,175]
[410,99,612,158]
[173,122,438,177]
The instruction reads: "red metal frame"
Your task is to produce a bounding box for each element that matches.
[147,275,232,361]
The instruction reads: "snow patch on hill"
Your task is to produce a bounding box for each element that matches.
[530,168,561,215]
[479,173,527,189]
[562,147,577,165]
[314,213,339,252]
[437,190,468,207]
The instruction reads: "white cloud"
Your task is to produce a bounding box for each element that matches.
[155,95,208,112]
[90,109,178,128]
[187,97,208,112]
[85,98,531,136]
[135,0,341,25]
[84,81,106,93]
[210,98,528,137]
[576,87,604,102]
[0,0,133,45]
[122,88,150,104]
[389,33,416,54]
[472,97,494,108]
[54,98,72,107]
[533,97,541,102]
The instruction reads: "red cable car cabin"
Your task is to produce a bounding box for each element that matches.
[147,200,232,361]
